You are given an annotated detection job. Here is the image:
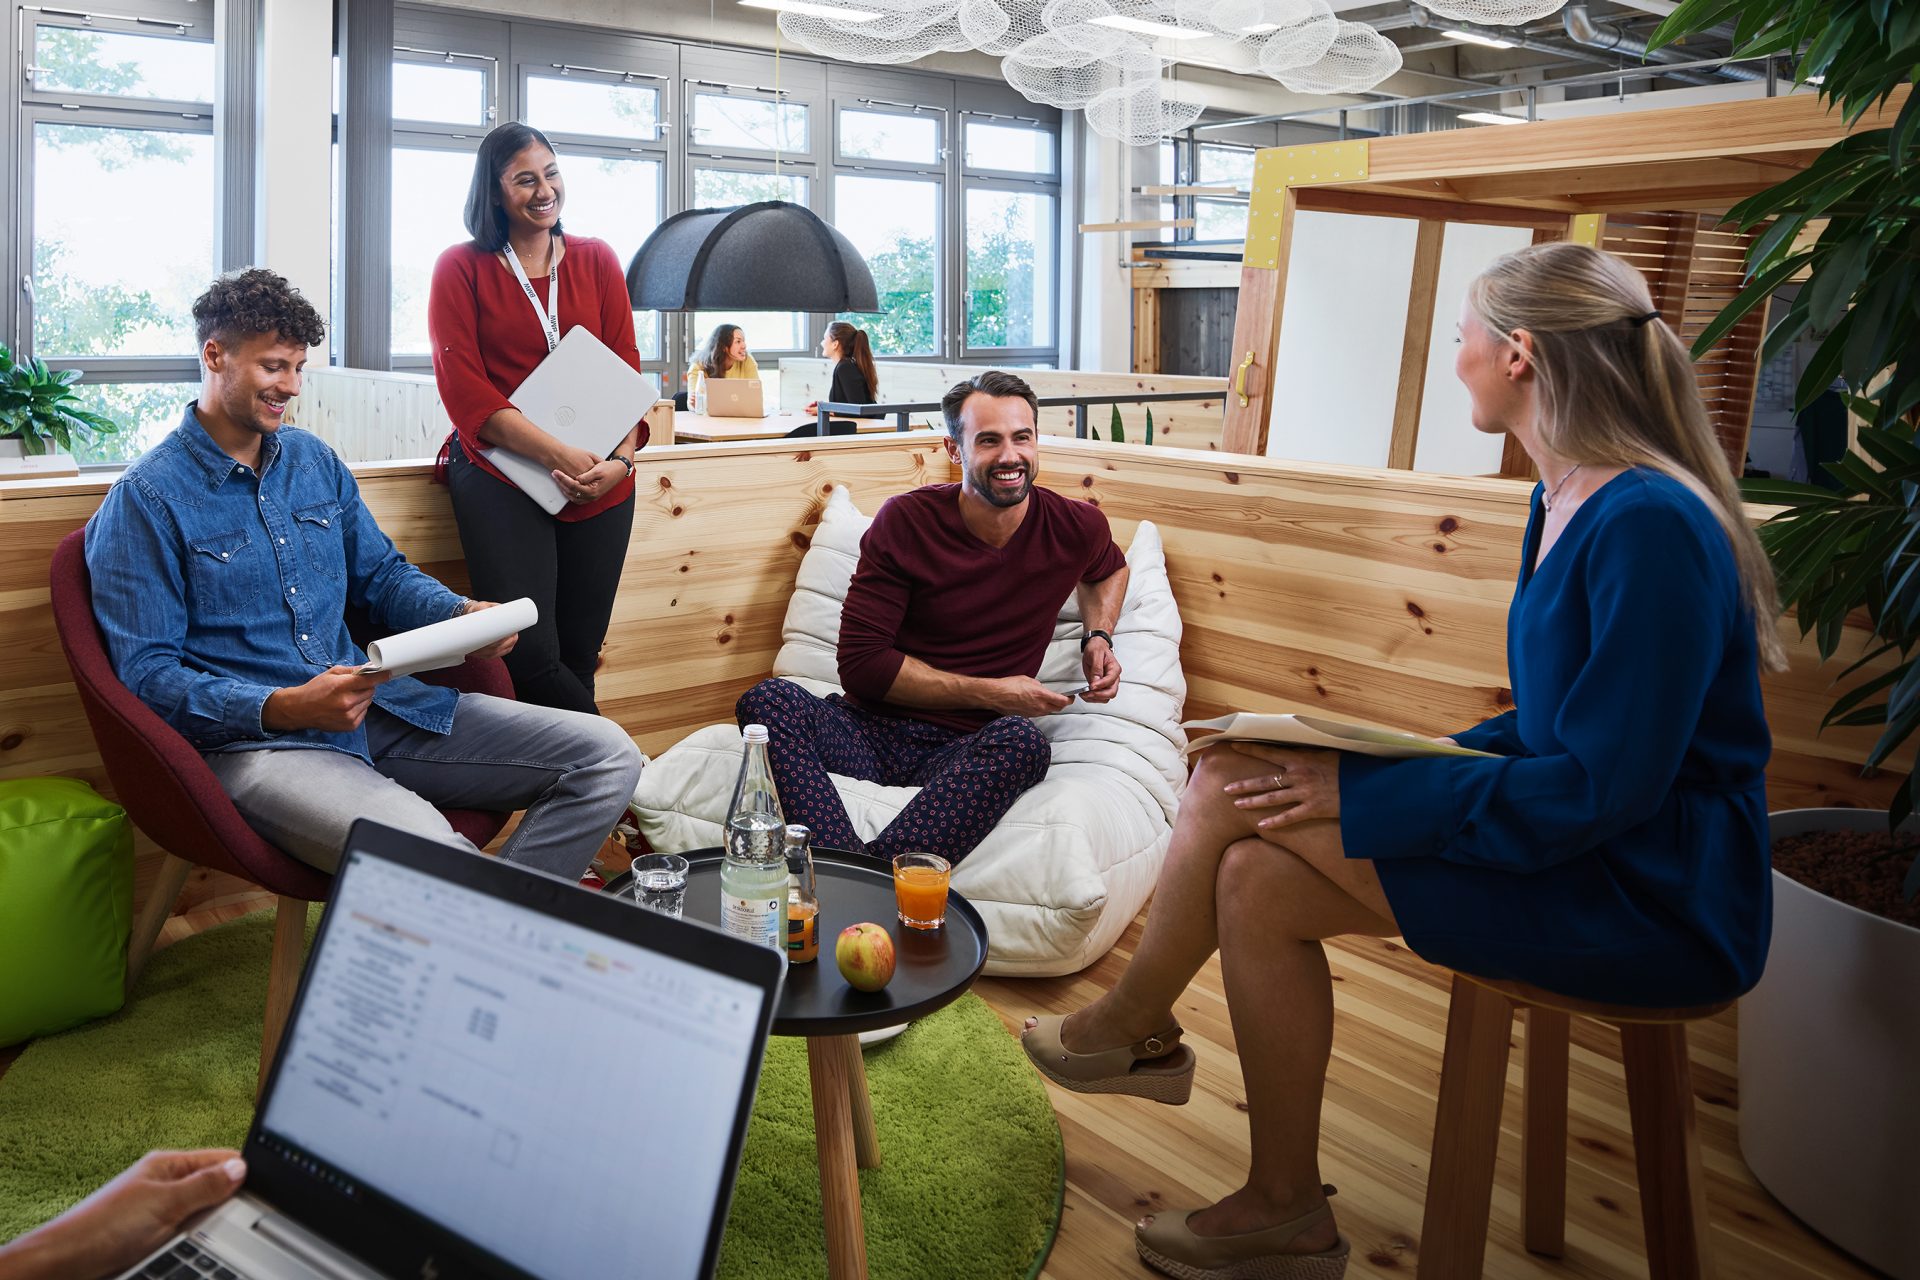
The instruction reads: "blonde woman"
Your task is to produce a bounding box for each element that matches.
[1022,241,1783,1280]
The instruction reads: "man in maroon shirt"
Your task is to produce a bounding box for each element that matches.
[736,370,1130,866]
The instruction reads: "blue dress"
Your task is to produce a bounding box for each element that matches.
[1339,469,1772,1006]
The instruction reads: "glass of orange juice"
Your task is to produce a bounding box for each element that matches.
[892,852,951,930]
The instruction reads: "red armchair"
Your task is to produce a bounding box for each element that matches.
[49,528,511,1087]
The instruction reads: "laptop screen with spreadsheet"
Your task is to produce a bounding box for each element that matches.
[255,845,769,1280]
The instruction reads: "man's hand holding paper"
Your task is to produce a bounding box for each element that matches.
[457,600,521,660]
[359,597,538,677]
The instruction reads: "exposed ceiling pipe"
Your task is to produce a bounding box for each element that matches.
[1403,4,1724,86]
[1562,3,1762,79]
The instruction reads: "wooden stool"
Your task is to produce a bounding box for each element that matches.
[1417,972,1731,1280]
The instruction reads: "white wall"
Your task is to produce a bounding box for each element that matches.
[1264,211,1417,467]
[1411,222,1532,476]
[258,0,334,327]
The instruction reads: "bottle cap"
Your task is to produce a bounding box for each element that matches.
[742,724,769,743]
[784,824,810,843]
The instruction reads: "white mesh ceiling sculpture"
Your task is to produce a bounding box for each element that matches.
[776,0,1405,146]
[1415,0,1568,21]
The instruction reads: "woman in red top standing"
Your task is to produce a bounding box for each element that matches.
[428,122,646,714]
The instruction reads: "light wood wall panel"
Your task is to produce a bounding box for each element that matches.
[0,434,1891,927]
[777,358,1229,452]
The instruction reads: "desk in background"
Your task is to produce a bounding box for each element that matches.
[672,412,902,443]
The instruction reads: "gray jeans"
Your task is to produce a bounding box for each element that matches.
[204,694,642,880]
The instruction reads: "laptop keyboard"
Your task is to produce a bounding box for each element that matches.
[132,1238,242,1279]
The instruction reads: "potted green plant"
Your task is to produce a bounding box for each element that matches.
[0,344,118,470]
[1651,4,1919,1274]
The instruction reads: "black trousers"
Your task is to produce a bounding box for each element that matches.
[446,438,635,714]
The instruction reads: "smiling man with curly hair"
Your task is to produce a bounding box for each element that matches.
[83,268,641,879]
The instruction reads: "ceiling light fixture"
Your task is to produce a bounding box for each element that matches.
[740,0,882,21]
[1459,110,1528,124]
[1441,28,1518,48]
[1087,14,1212,40]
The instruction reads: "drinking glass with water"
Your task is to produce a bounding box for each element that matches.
[631,853,690,918]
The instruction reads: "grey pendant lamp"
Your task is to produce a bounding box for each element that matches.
[626,200,879,312]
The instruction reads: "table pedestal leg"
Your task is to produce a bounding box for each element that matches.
[807,1035,870,1280]
[847,1037,881,1170]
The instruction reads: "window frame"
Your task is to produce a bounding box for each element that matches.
[830,167,946,361]
[955,98,1061,363]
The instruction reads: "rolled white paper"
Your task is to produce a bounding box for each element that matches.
[360,597,537,677]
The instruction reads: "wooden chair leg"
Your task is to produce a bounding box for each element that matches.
[1522,1005,1571,1258]
[126,853,192,991]
[1418,975,1516,1280]
[256,896,308,1099]
[1621,1023,1715,1280]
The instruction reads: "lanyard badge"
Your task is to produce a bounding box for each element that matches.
[501,237,560,353]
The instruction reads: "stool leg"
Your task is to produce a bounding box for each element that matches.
[1621,1023,1715,1280]
[1418,975,1515,1280]
[1522,1006,1570,1257]
[257,896,308,1100]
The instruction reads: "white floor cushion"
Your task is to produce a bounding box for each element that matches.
[631,485,1188,977]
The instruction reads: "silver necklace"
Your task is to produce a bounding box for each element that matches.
[1542,463,1584,512]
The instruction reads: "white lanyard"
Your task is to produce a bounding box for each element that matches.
[501,236,560,353]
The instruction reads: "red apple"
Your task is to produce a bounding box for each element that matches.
[835,922,896,992]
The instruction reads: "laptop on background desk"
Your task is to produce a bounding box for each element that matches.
[703,379,765,418]
[118,820,784,1280]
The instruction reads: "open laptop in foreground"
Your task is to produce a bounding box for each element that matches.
[119,820,784,1280]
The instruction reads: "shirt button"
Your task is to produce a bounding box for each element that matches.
[221,552,230,560]
[301,633,308,641]
[279,537,286,545]
[288,587,296,595]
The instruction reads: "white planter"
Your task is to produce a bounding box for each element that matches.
[1741,808,1920,1279]
[0,437,79,477]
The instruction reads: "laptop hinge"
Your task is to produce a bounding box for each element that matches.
[251,1211,377,1280]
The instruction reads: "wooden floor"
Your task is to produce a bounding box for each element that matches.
[1,897,1877,1280]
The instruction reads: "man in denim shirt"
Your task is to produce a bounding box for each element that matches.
[86,269,641,878]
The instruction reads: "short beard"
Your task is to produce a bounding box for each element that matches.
[968,461,1032,509]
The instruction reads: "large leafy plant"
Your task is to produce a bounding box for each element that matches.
[0,344,119,457]
[1650,3,1920,895]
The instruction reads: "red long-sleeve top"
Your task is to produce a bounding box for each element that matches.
[837,484,1127,732]
[427,235,644,522]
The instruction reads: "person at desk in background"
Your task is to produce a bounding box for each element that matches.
[684,323,759,412]
[1020,242,1781,1280]
[88,269,641,879]
[737,369,1128,867]
[802,321,880,434]
[428,122,647,715]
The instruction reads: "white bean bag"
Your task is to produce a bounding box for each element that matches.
[631,485,1188,976]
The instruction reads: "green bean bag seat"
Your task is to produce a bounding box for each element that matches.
[0,777,133,1046]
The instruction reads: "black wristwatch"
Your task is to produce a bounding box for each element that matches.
[608,451,635,477]
[1081,629,1113,652]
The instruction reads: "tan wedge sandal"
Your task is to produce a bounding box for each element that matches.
[1135,1186,1350,1280]
[1020,1014,1196,1105]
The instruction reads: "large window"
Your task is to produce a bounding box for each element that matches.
[834,175,941,357]
[1194,143,1253,241]
[390,146,479,357]
[12,2,219,463]
[966,189,1056,349]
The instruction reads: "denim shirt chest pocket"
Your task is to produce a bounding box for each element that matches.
[185,528,260,618]
[293,499,345,580]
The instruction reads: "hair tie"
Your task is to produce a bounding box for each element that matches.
[1628,310,1660,327]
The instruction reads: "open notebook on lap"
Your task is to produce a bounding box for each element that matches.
[482,326,659,516]
[118,820,783,1280]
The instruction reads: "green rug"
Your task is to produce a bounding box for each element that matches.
[0,905,1064,1280]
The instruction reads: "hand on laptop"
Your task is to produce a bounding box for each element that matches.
[263,666,390,734]
[0,1149,244,1280]
[548,460,626,506]
[460,600,521,660]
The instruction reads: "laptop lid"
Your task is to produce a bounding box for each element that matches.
[704,379,763,418]
[486,326,659,513]
[242,821,783,1280]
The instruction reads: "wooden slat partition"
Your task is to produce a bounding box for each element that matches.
[776,358,1229,452]
[0,434,1893,928]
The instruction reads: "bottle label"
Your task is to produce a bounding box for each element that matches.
[722,892,783,950]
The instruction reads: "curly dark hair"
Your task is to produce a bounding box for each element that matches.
[191,268,326,350]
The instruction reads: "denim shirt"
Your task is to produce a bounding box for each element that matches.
[85,405,466,761]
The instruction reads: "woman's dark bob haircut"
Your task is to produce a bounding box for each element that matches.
[464,122,563,253]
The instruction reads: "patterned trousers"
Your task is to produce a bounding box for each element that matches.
[734,678,1051,865]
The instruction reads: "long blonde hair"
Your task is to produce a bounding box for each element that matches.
[1467,241,1785,670]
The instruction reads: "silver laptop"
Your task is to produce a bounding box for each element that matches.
[118,820,783,1280]
[483,326,659,515]
[703,379,764,418]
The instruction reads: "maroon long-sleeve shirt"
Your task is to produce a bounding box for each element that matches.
[837,484,1127,732]
[426,234,644,522]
